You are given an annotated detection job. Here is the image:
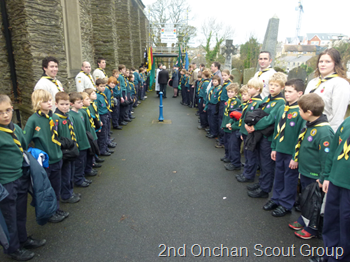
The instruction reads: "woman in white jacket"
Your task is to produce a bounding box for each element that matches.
[305,48,350,132]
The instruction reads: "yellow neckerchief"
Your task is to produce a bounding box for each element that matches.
[54,111,79,147]
[257,67,271,77]
[37,110,61,146]
[90,101,100,122]
[274,102,299,142]
[98,68,107,78]
[224,96,238,116]
[96,91,112,112]
[0,122,23,153]
[223,80,232,88]
[105,85,115,107]
[41,76,62,91]
[294,122,330,162]
[208,85,222,101]
[238,97,261,126]
[261,95,285,110]
[82,106,96,129]
[80,71,96,88]
[338,131,350,160]
[310,73,338,93]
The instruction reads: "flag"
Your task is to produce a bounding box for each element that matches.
[185,51,189,70]
[147,47,153,72]
[149,60,155,88]
[176,44,182,68]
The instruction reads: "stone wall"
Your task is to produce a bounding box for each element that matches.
[0,0,148,123]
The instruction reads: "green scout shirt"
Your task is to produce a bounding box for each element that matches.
[24,112,63,164]
[271,103,306,155]
[322,117,350,189]
[81,108,98,140]
[205,85,222,110]
[220,80,233,102]
[254,93,285,141]
[237,96,262,135]
[96,93,109,116]
[118,74,126,93]
[221,97,241,133]
[296,121,334,180]
[0,123,27,184]
[199,79,210,100]
[54,109,73,139]
[67,110,90,151]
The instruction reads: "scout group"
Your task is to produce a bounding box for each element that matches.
[173,48,350,262]
[0,56,149,261]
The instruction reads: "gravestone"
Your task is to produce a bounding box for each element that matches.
[243,67,256,85]
[287,67,307,82]
[261,15,279,67]
[221,39,237,70]
[231,69,242,84]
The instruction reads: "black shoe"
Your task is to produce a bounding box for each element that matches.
[113,126,122,130]
[195,112,199,116]
[223,158,230,163]
[215,143,224,148]
[48,213,65,223]
[180,102,184,105]
[272,205,291,217]
[197,125,205,130]
[220,157,227,161]
[125,118,132,122]
[109,131,113,135]
[248,188,269,198]
[205,128,210,132]
[247,183,260,191]
[263,200,279,211]
[295,204,301,212]
[61,194,80,203]
[100,152,111,156]
[95,156,105,163]
[93,163,102,168]
[9,248,35,261]
[84,178,92,184]
[107,149,114,153]
[236,174,253,182]
[73,192,81,198]
[108,143,116,148]
[85,171,97,177]
[130,115,136,119]
[120,122,128,126]
[22,237,46,249]
[225,163,241,171]
[110,138,115,142]
[183,103,188,106]
[163,96,167,98]
[207,134,216,139]
[56,209,69,218]
[76,181,90,187]
[308,256,328,262]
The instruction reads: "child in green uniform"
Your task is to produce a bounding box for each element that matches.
[24,89,68,223]
[0,94,46,260]
[289,93,334,240]
[220,83,241,170]
[67,92,92,188]
[198,70,211,129]
[234,81,262,183]
[246,72,286,198]
[54,92,81,204]
[263,79,306,217]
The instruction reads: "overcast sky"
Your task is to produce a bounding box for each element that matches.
[142,0,350,46]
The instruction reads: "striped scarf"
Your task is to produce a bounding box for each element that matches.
[37,110,61,146]
[274,102,299,142]
[54,110,79,147]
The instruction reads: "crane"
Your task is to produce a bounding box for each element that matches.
[294,0,304,44]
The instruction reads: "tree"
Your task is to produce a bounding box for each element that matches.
[146,0,196,48]
[240,36,260,69]
[334,42,350,68]
[200,17,234,66]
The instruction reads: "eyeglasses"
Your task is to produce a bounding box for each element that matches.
[0,108,13,117]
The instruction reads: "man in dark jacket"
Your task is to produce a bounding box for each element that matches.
[171,66,179,98]
[158,66,169,98]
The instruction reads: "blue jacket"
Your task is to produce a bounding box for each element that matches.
[24,151,57,225]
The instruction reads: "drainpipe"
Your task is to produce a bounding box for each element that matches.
[0,0,21,127]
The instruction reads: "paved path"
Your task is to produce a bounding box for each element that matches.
[1,91,323,261]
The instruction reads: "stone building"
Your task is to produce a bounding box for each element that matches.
[0,0,149,125]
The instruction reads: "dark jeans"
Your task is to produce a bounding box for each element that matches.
[218,101,225,144]
[257,137,275,193]
[97,114,109,154]
[207,103,219,136]
[61,160,75,200]
[242,134,259,180]
[228,130,242,167]
[74,149,87,186]
[199,98,208,127]
[111,100,120,128]
[45,160,62,210]
[0,174,30,254]
[160,83,167,97]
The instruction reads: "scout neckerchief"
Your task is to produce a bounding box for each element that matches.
[82,106,96,129]
[54,109,79,147]
[90,101,100,122]
[80,71,96,88]
[294,114,329,162]
[41,75,62,91]
[0,122,23,153]
[274,101,299,142]
[260,93,285,110]
[208,85,222,101]
[338,134,350,160]
[238,96,262,127]
[98,68,107,78]
[309,73,338,94]
[224,96,237,116]
[257,67,271,77]
[222,80,232,88]
[37,110,61,146]
[105,85,115,107]
[96,90,112,112]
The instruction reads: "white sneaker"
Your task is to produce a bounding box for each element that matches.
[144,96,148,98]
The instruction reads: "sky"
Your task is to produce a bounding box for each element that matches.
[141,0,350,46]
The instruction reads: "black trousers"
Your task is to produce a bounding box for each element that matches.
[45,160,62,210]
[160,84,167,97]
